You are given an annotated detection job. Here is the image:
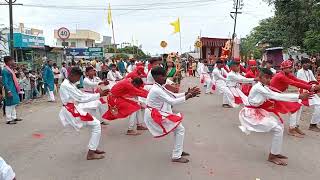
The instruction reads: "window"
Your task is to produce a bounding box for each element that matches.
[70,42,76,47]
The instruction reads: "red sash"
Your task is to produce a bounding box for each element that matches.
[235,96,243,104]
[246,100,284,124]
[150,108,183,134]
[64,103,94,121]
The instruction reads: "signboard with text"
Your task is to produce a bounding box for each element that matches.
[66,47,104,58]
[9,33,45,48]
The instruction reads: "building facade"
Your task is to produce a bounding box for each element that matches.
[54,29,100,48]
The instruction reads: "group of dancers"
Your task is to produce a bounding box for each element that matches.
[59,55,320,166]
[201,57,320,166]
[59,57,200,163]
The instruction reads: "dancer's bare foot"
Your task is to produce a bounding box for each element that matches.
[309,124,320,132]
[276,154,288,159]
[87,150,105,160]
[94,150,106,154]
[288,128,304,138]
[126,130,142,136]
[136,125,148,131]
[268,153,287,166]
[295,127,306,135]
[172,157,189,163]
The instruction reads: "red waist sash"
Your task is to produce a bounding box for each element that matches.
[246,100,284,124]
[63,103,94,121]
[149,107,183,134]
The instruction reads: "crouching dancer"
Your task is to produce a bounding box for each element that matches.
[59,67,109,160]
[144,67,201,163]
[238,68,310,166]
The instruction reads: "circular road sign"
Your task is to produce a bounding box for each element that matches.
[57,27,70,40]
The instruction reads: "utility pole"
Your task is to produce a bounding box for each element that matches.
[230,0,244,58]
[0,0,23,58]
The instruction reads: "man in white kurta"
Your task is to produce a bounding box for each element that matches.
[239,68,309,166]
[199,60,213,94]
[59,67,107,160]
[144,67,200,163]
[226,61,255,107]
[82,66,109,125]
[296,58,320,132]
[107,64,123,88]
[212,60,231,107]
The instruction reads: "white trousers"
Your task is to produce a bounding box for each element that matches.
[85,119,101,151]
[205,79,212,94]
[128,110,143,130]
[5,105,17,122]
[172,124,185,159]
[270,124,284,155]
[222,92,228,105]
[47,89,55,102]
[289,105,320,128]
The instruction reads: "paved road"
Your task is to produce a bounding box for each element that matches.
[1,77,320,180]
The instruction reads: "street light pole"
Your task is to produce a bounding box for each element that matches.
[230,0,243,58]
[8,0,14,57]
[0,0,23,58]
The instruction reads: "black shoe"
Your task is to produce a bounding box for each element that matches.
[6,121,17,125]
[181,152,190,156]
[14,118,23,122]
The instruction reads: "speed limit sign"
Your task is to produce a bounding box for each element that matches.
[57,27,70,40]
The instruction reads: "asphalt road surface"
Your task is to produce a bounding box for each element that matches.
[1,77,320,180]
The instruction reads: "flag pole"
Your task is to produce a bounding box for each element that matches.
[111,20,116,53]
[179,31,182,55]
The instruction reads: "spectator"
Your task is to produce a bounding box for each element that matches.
[2,56,23,125]
[117,59,127,76]
[96,60,102,79]
[22,71,32,102]
[29,70,39,99]
[52,63,60,92]
[17,73,24,102]
[101,62,109,80]
[43,60,55,102]
[60,62,68,81]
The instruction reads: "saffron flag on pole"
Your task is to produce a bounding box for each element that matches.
[170,18,180,34]
[108,3,112,26]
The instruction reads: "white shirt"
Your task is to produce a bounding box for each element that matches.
[107,71,123,81]
[197,62,204,75]
[59,79,100,130]
[226,71,255,87]
[296,68,316,82]
[212,67,228,82]
[95,62,102,72]
[83,76,102,93]
[248,82,299,107]
[60,79,100,105]
[127,64,136,73]
[60,67,68,79]
[146,71,155,85]
[147,83,185,113]
[200,65,210,75]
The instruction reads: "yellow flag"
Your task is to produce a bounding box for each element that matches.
[107,3,112,26]
[170,18,180,34]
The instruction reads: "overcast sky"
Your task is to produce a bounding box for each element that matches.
[0,0,274,55]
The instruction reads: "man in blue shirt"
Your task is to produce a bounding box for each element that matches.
[117,59,127,76]
[43,60,55,102]
[2,56,22,124]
